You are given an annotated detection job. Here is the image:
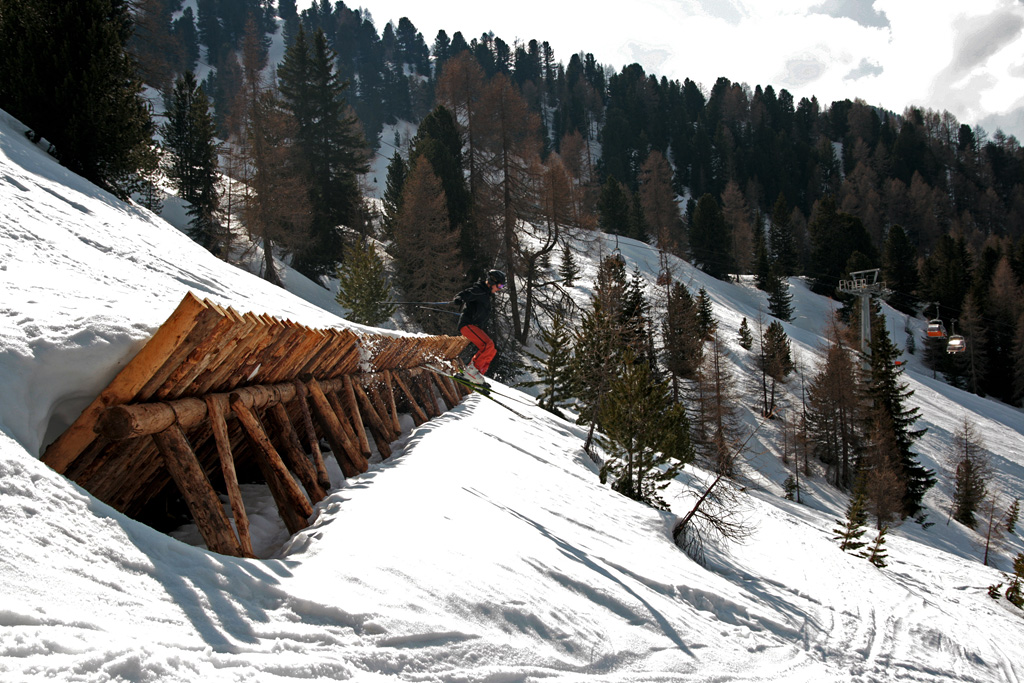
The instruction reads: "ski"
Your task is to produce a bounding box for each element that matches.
[423,365,533,419]
[423,364,534,405]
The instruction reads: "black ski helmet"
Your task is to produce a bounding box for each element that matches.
[487,269,507,286]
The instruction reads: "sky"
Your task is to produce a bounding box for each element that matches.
[341,0,1024,140]
[3,101,1024,680]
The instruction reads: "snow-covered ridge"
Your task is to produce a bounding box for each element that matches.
[2,107,1023,681]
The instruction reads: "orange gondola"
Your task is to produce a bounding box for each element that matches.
[926,319,947,338]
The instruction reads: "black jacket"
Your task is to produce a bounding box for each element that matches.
[455,280,492,331]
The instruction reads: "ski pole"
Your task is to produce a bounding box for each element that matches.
[415,306,460,316]
[389,301,457,306]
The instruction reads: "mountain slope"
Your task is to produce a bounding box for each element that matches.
[2,108,1023,682]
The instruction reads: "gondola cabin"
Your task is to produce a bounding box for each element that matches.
[927,319,947,338]
[946,335,967,354]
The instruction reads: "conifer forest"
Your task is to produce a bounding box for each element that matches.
[2,0,1024,535]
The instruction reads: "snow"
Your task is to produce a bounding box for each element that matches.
[2,105,1024,682]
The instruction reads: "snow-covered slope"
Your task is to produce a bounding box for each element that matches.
[2,108,1023,682]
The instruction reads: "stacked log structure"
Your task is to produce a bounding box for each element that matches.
[41,292,470,557]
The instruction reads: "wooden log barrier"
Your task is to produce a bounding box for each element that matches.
[229,394,312,535]
[43,293,217,474]
[351,381,392,458]
[94,378,345,440]
[340,376,373,463]
[381,370,403,435]
[390,371,428,426]
[325,388,370,471]
[303,376,362,478]
[205,395,255,558]
[152,423,243,557]
[290,379,330,491]
[266,402,327,503]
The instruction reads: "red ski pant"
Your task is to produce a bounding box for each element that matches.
[460,325,497,375]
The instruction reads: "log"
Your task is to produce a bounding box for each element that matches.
[229,395,312,535]
[351,380,392,458]
[342,376,373,459]
[325,388,370,470]
[43,292,214,473]
[428,370,458,410]
[291,379,329,491]
[382,370,402,435]
[205,395,255,558]
[266,402,327,503]
[93,379,347,440]
[152,423,243,557]
[303,376,361,478]
[391,371,428,426]
[358,379,396,443]
[410,369,440,419]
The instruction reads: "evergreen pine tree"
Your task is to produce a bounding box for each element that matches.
[663,281,704,386]
[767,267,794,321]
[950,415,990,528]
[278,26,370,282]
[1007,499,1020,534]
[881,224,919,313]
[863,525,889,568]
[1006,552,1024,608]
[783,475,800,501]
[867,303,935,519]
[598,176,633,238]
[696,287,717,340]
[738,317,754,350]
[523,311,575,416]
[833,491,869,554]
[690,193,732,279]
[753,220,772,292]
[758,319,795,416]
[409,106,473,265]
[558,242,580,287]
[0,0,157,199]
[381,150,407,240]
[769,193,798,276]
[161,71,223,255]
[334,239,395,326]
[598,354,694,509]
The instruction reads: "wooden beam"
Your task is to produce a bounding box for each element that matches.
[351,380,392,458]
[291,379,329,491]
[229,395,312,535]
[342,376,373,460]
[205,395,255,558]
[303,376,361,478]
[266,402,327,503]
[410,369,440,419]
[94,379,347,440]
[428,370,458,410]
[382,370,402,435]
[325,388,370,471]
[152,423,243,557]
[391,371,428,426]
[43,292,214,474]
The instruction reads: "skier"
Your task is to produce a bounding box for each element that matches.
[453,269,506,385]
